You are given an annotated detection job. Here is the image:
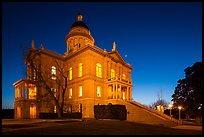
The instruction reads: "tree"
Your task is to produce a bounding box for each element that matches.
[172,62,203,119]
[24,46,69,118]
[149,89,169,111]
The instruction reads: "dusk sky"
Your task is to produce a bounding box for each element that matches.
[2,2,202,109]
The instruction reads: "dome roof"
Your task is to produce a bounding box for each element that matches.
[65,14,94,43]
[71,21,89,30]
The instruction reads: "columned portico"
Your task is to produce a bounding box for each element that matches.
[107,79,132,101]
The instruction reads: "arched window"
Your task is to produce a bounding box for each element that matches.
[111,69,115,79]
[79,63,83,77]
[69,67,72,80]
[51,66,56,80]
[96,63,102,78]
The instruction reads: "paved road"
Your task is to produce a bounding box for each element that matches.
[2,119,202,135]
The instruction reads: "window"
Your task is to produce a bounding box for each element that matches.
[122,92,125,100]
[97,86,101,97]
[33,69,36,80]
[51,88,56,97]
[122,74,126,80]
[29,84,36,99]
[24,88,28,99]
[111,69,115,79]
[51,66,56,80]
[96,63,102,78]
[79,86,82,97]
[54,106,57,113]
[15,88,20,98]
[69,88,72,98]
[69,67,72,80]
[79,63,82,77]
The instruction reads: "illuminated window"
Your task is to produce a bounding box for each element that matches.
[97,86,101,97]
[111,69,115,79]
[54,106,57,113]
[96,63,102,78]
[29,84,36,99]
[69,67,72,80]
[79,86,82,97]
[122,92,125,100]
[69,88,72,98]
[51,66,56,80]
[122,74,126,80]
[51,88,56,97]
[15,88,20,98]
[79,63,82,77]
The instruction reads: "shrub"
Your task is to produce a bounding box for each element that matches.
[94,104,127,120]
[63,112,82,119]
[2,109,14,119]
[39,113,58,119]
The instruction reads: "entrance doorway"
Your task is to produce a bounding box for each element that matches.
[16,106,21,118]
[30,105,36,118]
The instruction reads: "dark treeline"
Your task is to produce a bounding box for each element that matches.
[2,109,14,119]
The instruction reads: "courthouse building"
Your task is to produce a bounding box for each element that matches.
[13,14,133,119]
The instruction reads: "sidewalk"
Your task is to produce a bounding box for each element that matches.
[171,125,202,131]
[2,119,83,125]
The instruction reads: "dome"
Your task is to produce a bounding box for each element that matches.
[71,21,89,30]
[65,14,94,42]
[70,13,89,30]
[65,13,95,53]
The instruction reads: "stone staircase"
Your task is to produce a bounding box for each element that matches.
[106,99,181,127]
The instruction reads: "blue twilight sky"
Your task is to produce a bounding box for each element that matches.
[2,2,202,109]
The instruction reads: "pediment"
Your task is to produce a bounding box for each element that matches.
[108,50,125,63]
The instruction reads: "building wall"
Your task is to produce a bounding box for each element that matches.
[14,42,132,119]
[13,46,133,119]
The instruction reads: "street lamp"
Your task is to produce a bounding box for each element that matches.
[168,104,173,117]
[178,106,182,120]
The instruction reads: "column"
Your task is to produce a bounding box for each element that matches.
[116,63,118,80]
[67,42,69,52]
[107,85,109,99]
[119,85,122,99]
[116,84,118,99]
[130,87,132,101]
[14,87,16,99]
[126,87,129,101]
[22,82,25,99]
[113,84,115,99]
[20,85,23,98]
[106,61,109,79]
[108,61,110,79]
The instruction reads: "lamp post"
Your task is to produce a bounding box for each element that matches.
[178,106,182,120]
[168,104,173,117]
